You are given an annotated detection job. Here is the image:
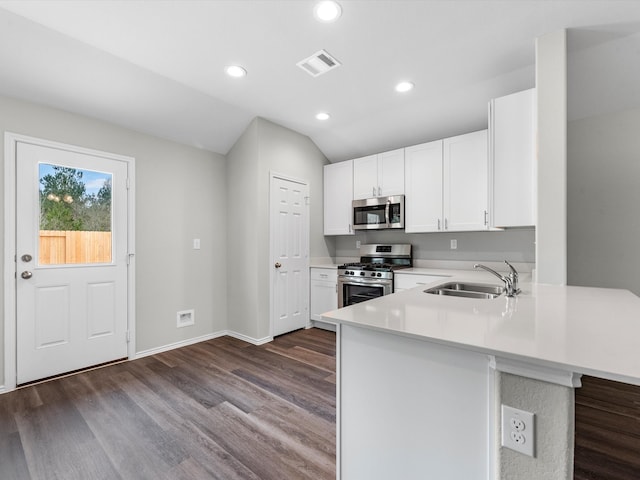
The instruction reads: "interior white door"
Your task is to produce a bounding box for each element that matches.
[271,175,309,337]
[16,141,129,384]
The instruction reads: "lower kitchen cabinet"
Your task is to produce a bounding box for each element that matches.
[310,267,338,331]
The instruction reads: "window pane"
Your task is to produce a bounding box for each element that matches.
[38,164,112,265]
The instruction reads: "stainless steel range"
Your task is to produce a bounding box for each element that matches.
[337,244,412,308]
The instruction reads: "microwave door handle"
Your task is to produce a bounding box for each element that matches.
[385,199,391,227]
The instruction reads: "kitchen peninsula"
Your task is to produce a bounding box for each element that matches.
[322,269,640,479]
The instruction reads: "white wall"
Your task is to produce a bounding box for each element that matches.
[0,94,227,385]
[535,30,567,285]
[567,29,640,296]
[496,373,574,479]
[568,108,640,295]
[227,117,332,341]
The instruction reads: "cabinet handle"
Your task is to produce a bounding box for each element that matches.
[349,223,352,233]
[484,210,488,226]
[378,186,381,196]
[373,186,376,197]
[444,218,448,230]
[437,219,441,230]
[320,274,328,278]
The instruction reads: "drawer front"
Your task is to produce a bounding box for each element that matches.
[394,274,447,290]
[311,268,338,282]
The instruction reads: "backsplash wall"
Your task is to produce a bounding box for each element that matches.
[334,228,535,263]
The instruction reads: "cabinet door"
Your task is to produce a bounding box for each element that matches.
[404,141,443,232]
[309,268,338,321]
[378,148,405,196]
[491,88,535,227]
[352,155,378,199]
[324,160,354,235]
[443,130,488,231]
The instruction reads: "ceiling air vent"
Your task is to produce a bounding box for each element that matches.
[297,49,341,77]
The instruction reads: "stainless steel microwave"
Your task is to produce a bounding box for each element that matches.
[352,195,405,230]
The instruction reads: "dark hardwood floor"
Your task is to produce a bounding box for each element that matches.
[0,328,336,480]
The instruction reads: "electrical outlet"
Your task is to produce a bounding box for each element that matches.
[450,239,457,250]
[193,238,201,250]
[356,240,361,248]
[501,405,535,457]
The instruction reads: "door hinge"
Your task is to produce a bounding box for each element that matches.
[127,253,135,265]
[126,331,131,343]
[126,177,130,189]
[305,196,310,206]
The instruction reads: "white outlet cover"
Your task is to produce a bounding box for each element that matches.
[450,239,457,249]
[501,404,535,457]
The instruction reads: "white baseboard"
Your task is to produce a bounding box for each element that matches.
[225,330,273,345]
[135,331,227,359]
[134,330,274,359]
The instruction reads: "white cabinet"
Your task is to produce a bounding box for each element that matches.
[310,268,338,322]
[394,272,448,292]
[405,140,443,232]
[324,160,354,235]
[405,131,488,232]
[489,88,536,227]
[353,148,405,199]
[444,130,489,231]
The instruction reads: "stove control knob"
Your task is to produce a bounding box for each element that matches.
[360,272,365,276]
[370,272,376,277]
[377,272,382,277]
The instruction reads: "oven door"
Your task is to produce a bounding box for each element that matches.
[338,276,393,308]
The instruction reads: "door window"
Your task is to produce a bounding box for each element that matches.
[39,163,112,265]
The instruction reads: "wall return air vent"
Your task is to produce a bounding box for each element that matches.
[297,49,341,77]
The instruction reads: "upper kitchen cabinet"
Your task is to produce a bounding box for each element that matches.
[353,148,405,199]
[324,160,354,235]
[405,140,443,232]
[489,88,536,227]
[405,131,488,232]
[444,130,489,231]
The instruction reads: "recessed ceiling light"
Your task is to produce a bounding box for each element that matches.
[314,1,342,22]
[225,65,247,78]
[395,81,414,93]
[316,112,331,121]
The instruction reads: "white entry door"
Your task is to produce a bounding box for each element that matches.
[270,175,309,337]
[16,141,130,384]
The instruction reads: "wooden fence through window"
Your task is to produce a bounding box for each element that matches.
[39,230,112,264]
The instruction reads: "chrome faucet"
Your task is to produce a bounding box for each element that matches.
[473,261,521,297]
[503,260,520,294]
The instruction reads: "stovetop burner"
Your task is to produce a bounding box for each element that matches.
[337,244,412,274]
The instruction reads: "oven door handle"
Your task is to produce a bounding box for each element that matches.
[339,278,392,287]
[385,199,391,228]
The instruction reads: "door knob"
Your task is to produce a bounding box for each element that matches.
[274,262,282,269]
[21,254,33,262]
[21,271,33,279]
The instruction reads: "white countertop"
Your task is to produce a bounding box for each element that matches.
[322,270,640,386]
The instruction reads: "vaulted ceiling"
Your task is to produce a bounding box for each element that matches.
[0,1,639,162]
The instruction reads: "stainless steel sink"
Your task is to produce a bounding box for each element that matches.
[424,282,504,299]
